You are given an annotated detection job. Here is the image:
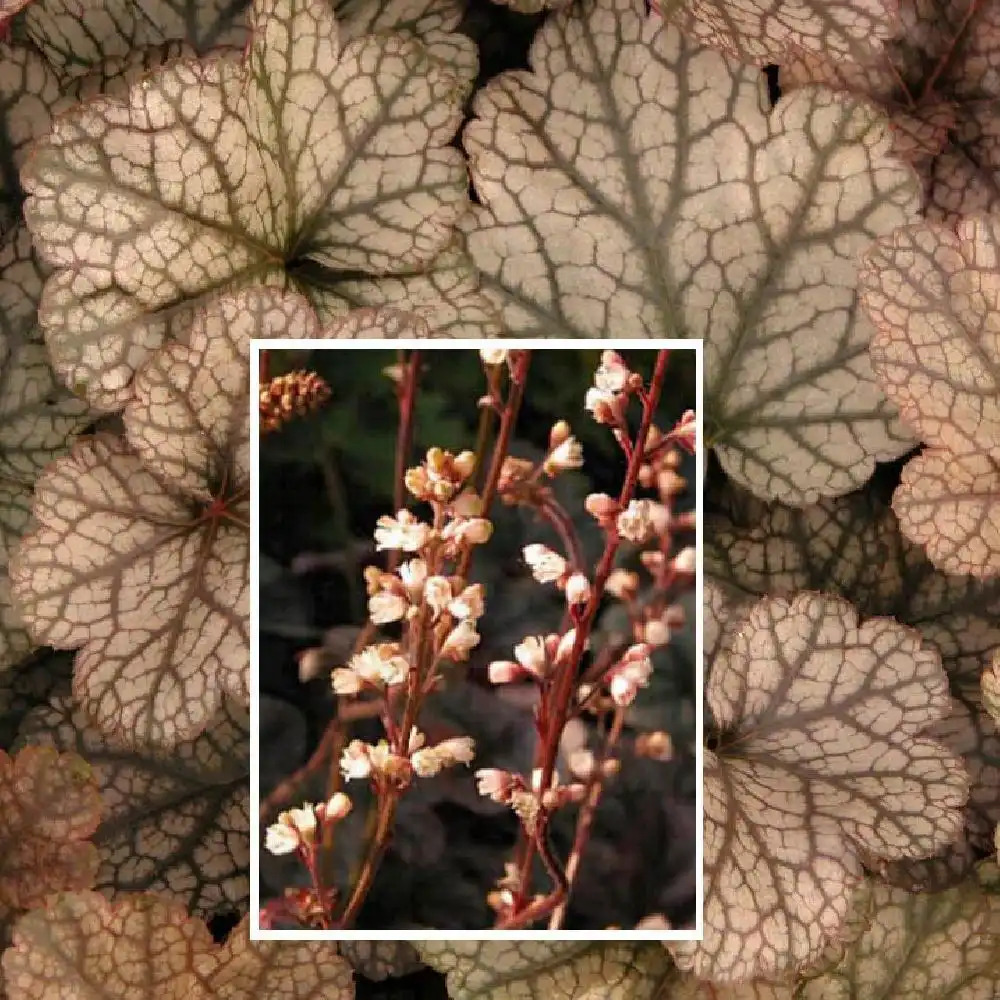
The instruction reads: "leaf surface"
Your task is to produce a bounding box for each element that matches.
[1,893,354,1000]
[21,0,488,410]
[662,0,898,65]
[0,44,61,220]
[10,289,276,746]
[21,0,250,70]
[707,490,1000,888]
[463,0,920,502]
[781,0,1000,223]
[673,591,969,983]
[860,216,1000,577]
[0,226,93,672]
[416,942,670,1000]
[16,693,249,918]
[0,746,101,909]
[798,868,1000,999]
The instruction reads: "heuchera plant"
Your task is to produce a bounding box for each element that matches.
[0,0,995,994]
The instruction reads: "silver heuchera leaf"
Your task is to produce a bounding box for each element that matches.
[462,0,921,503]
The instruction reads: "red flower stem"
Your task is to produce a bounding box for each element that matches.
[510,350,670,918]
[456,350,532,581]
[391,351,421,538]
[548,708,625,929]
[538,497,586,573]
[335,789,400,928]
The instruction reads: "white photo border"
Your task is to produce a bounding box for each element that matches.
[250,338,704,943]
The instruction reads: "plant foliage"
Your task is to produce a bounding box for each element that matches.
[0,0,997,995]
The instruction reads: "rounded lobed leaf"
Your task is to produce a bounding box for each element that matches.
[416,941,670,1000]
[16,694,249,918]
[8,288,316,748]
[0,225,94,673]
[779,1,1000,224]
[0,745,101,910]
[674,591,969,983]
[860,216,1000,577]
[21,0,251,70]
[665,0,899,65]
[194,916,354,1000]
[1,892,355,1000]
[21,0,490,410]
[708,490,1000,890]
[798,869,1000,998]
[10,431,250,748]
[462,0,920,503]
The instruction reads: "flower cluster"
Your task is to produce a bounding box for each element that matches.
[264,793,352,856]
[259,370,332,434]
[478,348,696,904]
[324,445,497,798]
[340,728,476,785]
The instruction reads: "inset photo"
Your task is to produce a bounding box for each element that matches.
[251,342,703,940]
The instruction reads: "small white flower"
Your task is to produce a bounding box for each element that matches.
[321,792,352,822]
[595,350,629,392]
[449,583,485,621]
[671,409,696,453]
[488,660,522,684]
[554,628,580,666]
[673,546,697,575]
[480,347,508,366]
[368,590,408,624]
[617,499,656,544]
[331,668,362,696]
[442,516,493,548]
[440,619,480,660]
[264,823,300,856]
[514,636,548,677]
[643,617,671,647]
[605,569,639,601]
[437,736,476,767]
[264,804,318,855]
[423,575,453,618]
[648,502,671,535]
[584,386,619,424]
[564,573,591,607]
[411,748,444,777]
[523,543,567,584]
[340,741,372,781]
[398,558,428,599]
[608,646,654,707]
[544,436,583,475]
[476,768,513,802]
[374,510,432,552]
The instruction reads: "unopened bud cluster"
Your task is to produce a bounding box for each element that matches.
[260,370,332,434]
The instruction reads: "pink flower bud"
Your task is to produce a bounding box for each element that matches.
[488,660,524,684]
[584,492,619,524]
[320,792,352,822]
[671,410,696,454]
